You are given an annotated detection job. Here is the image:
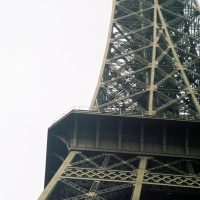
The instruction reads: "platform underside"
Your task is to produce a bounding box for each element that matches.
[38,111,200,200]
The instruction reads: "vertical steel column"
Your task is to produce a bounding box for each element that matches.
[118,120,122,150]
[96,119,100,148]
[149,0,158,115]
[185,125,189,155]
[38,151,79,200]
[140,122,145,152]
[73,117,78,147]
[163,123,167,153]
[131,156,149,200]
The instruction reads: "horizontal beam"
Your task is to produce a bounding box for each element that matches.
[60,167,200,188]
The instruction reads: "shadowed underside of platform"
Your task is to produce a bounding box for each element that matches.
[38,111,200,200]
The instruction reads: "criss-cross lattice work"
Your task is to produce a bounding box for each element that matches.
[62,168,138,182]
[147,158,200,175]
[91,0,200,120]
[39,152,200,200]
[143,173,200,187]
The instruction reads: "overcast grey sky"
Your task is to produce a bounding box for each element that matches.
[0,1,199,199]
[0,1,112,199]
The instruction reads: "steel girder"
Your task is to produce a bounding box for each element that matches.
[38,151,200,200]
[90,0,200,120]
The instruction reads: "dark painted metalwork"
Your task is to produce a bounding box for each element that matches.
[38,0,200,199]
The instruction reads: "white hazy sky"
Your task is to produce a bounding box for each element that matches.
[0,1,199,199]
[0,1,112,199]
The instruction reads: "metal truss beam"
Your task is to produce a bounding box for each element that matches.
[61,167,200,189]
[39,151,200,200]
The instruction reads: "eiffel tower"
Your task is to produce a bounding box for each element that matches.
[38,0,200,199]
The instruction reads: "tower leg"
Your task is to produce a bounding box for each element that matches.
[38,151,78,200]
[131,157,149,200]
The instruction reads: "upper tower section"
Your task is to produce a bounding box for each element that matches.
[90,0,200,120]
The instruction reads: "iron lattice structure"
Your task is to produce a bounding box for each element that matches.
[38,1,200,200]
[39,151,200,200]
[91,0,200,120]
